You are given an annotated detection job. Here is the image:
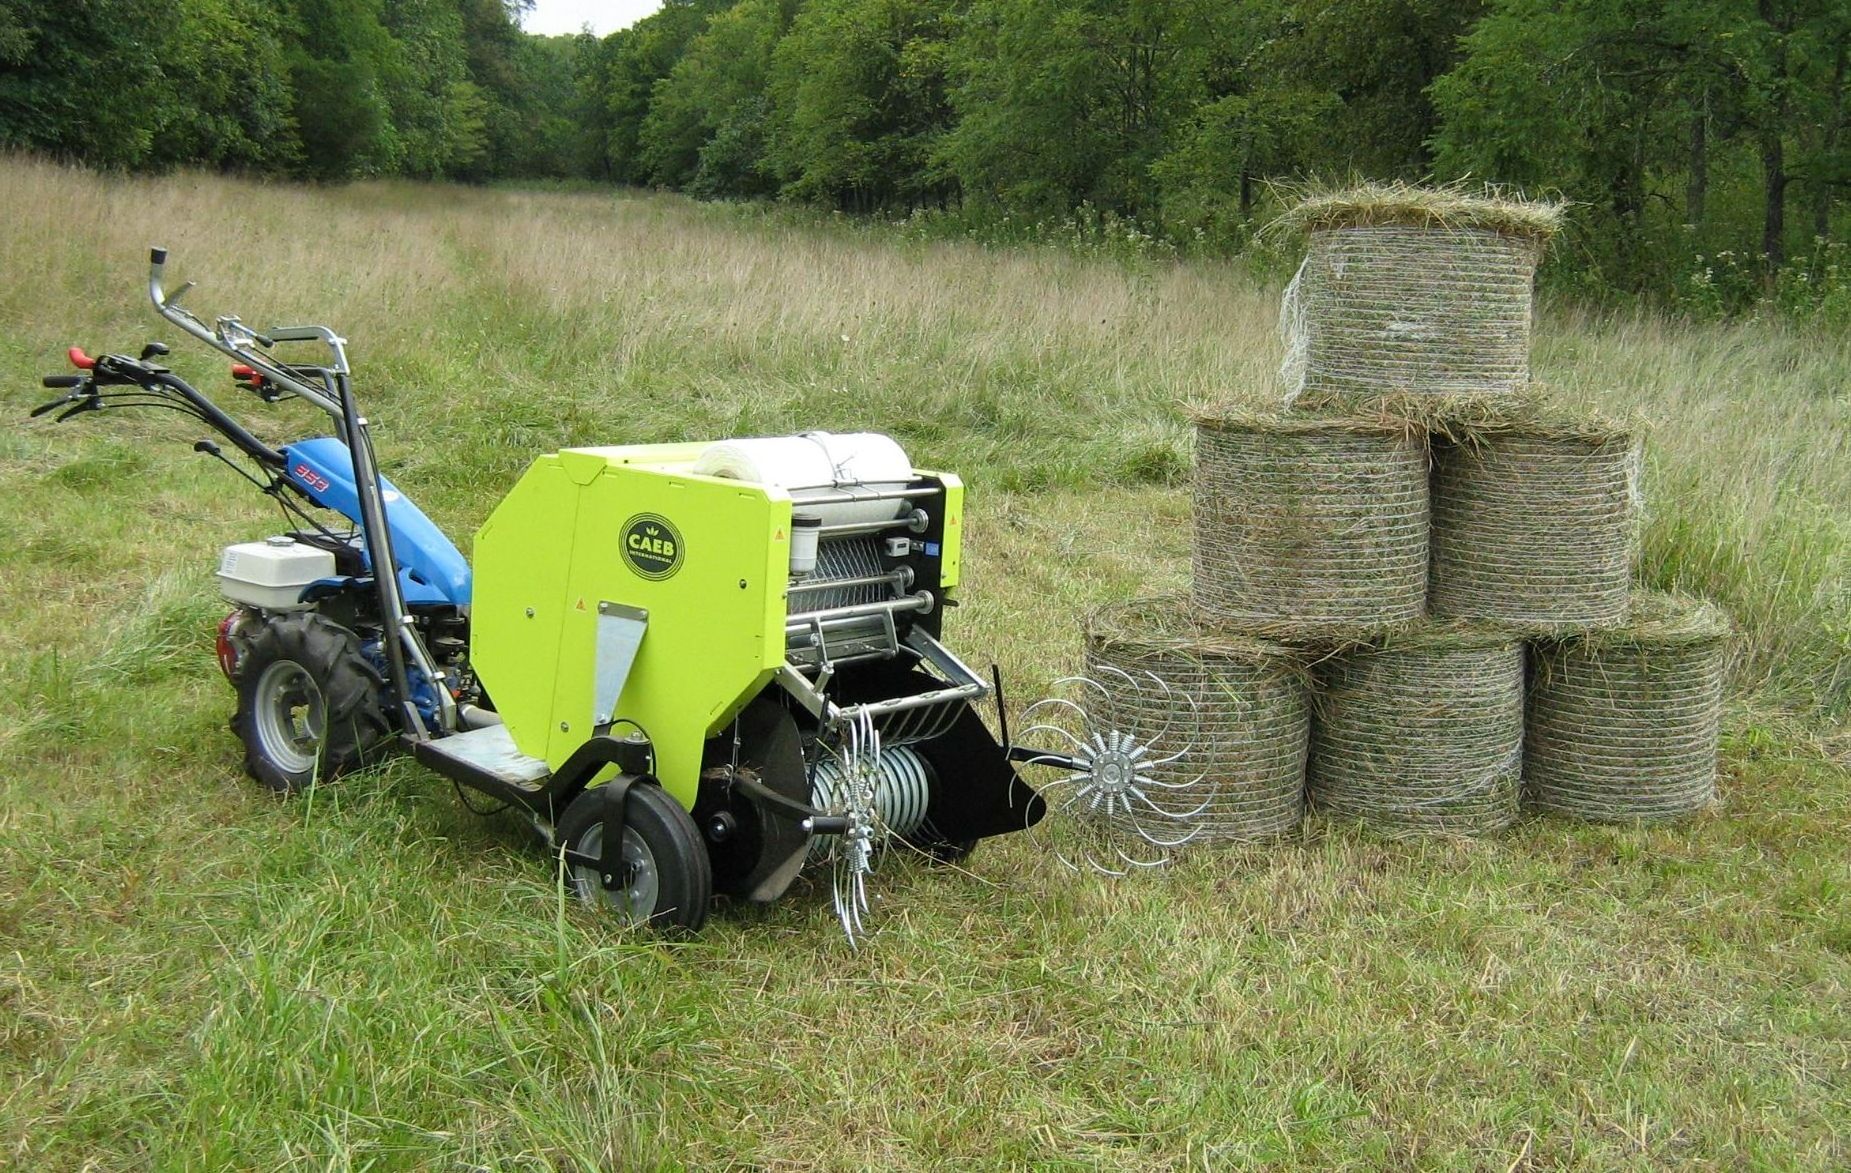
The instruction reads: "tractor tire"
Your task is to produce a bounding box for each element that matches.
[231,613,394,794]
[557,783,712,933]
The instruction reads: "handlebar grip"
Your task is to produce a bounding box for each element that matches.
[150,246,167,265]
[41,374,83,389]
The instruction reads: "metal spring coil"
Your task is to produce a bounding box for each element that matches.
[807,745,932,860]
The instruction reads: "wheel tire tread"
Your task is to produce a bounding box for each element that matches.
[232,613,392,793]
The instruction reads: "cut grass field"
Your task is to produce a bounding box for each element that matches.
[0,156,1846,1168]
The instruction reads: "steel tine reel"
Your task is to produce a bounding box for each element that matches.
[1013,664,1209,875]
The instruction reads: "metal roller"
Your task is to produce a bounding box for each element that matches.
[807,744,934,861]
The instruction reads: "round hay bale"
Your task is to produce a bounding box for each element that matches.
[1526,593,1729,822]
[1192,412,1428,635]
[1271,187,1562,403]
[1309,625,1525,836]
[1430,424,1644,629]
[1082,597,1311,842]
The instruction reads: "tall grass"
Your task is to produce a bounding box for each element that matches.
[1,156,1846,1168]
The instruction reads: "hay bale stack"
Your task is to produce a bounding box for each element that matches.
[1192,410,1428,634]
[1274,183,1563,402]
[1083,598,1311,841]
[1429,413,1643,629]
[1309,625,1525,836]
[1526,593,1729,822]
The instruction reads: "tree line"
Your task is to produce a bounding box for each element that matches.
[4,1,1847,308]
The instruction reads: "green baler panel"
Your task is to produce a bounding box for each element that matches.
[472,448,792,809]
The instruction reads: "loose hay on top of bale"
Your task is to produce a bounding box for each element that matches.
[1428,404,1644,631]
[1270,183,1565,403]
[1192,409,1428,636]
[1526,592,1730,823]
[1309,624,1526,837]
[1082,597,1313,842]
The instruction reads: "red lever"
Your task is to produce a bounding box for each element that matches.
[68,346,95,370]
[230,364,254,379]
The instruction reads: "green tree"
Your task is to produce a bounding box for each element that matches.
[601,0,731,183]
[941,0,1213,217]
[286,0,402,177]
[639,0,792,193]
[147,0,298,170]
[379,0,487,177]
[0,0,176,166]
[764,0,961,210]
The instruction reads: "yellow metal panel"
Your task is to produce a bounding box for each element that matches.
[470,456,581,761]
[540,459,792,808]
[935,472,964,590]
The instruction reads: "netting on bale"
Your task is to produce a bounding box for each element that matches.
[1271,184,1564,403]
[1429,414,1644,630]
[1309,625,1525,837]
[1083,597,1312,841]
[1526,592,1730,822]
[1192,410,1429,636]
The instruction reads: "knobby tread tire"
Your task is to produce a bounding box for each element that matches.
[232,613,393,793]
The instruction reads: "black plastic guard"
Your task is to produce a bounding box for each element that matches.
[912,700,1046,843]
[831,660,1045,844]
[695,696,813,903]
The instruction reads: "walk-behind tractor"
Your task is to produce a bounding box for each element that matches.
[29,251,1201,939]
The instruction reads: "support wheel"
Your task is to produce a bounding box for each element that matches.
[557,783,712,933]
[231,613,393,793]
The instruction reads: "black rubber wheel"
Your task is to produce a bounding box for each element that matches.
[231,613,393,793]
[556,783,712,933]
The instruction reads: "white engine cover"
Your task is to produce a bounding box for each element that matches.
[217,537,336,611]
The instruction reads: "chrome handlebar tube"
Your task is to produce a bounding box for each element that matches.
[146,245,455,739]
[148,247,346,420]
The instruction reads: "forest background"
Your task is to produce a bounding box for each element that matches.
[4,0,1850,318]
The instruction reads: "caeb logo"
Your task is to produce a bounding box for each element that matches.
[621,513,683,580]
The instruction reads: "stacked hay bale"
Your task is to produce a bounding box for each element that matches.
[1428,408,1643,630]
[1309,626,1525,836]
[1082,182,1731,848]
[1084,599,1312,841]
[1192,412,1427,634]
[1276,183,1558,403]
[1526,592,1729,822]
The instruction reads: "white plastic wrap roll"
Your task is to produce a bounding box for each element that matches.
[691,432,915,527]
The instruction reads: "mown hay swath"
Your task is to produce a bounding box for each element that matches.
[1272,185,1563,403]
[1192,411,1428,635]
[1526,593,1729,822]
[1309,625,1525,836]
[1430,425,1643,630]
[1084,597,1311,841]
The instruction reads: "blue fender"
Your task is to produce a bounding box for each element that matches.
[281,437,471,606]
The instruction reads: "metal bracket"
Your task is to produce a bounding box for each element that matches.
[593,602,648,728]
[562,773,640,892]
